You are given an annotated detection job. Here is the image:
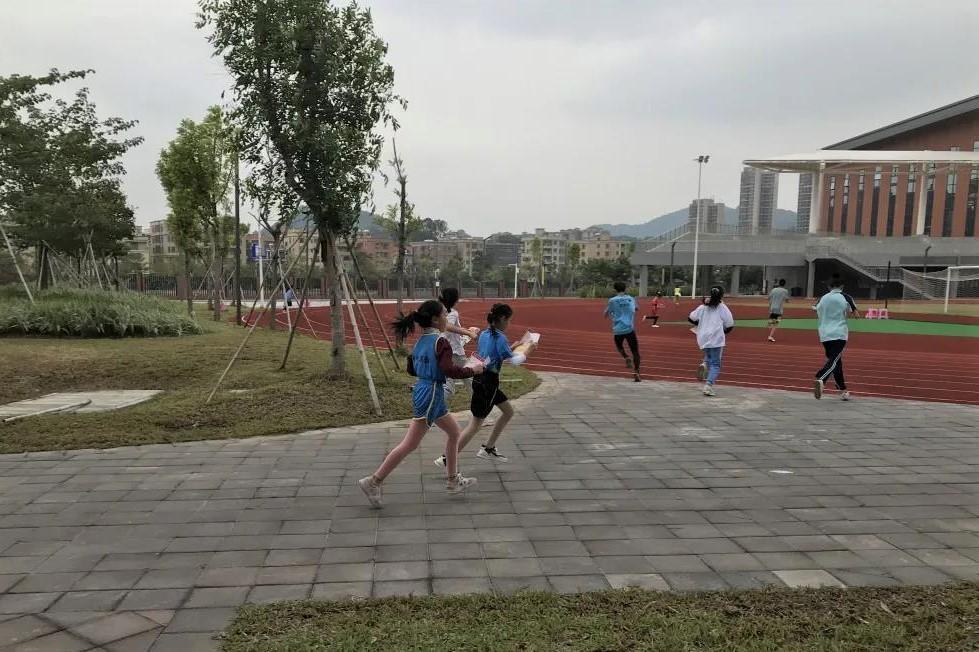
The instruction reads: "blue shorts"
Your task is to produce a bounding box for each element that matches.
[412,380,448,426]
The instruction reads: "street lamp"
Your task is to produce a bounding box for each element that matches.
[691,154,709,298]
[923,243,932,278]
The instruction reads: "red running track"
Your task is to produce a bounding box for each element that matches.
[258,298,979,406]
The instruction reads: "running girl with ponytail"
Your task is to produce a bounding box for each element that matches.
[435,303,532,466]
[359,300,483,507]
[688,286,735,397]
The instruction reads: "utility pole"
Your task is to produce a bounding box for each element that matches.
[233,157,242,325]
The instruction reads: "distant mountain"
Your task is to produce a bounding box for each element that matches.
[593,206,798,239]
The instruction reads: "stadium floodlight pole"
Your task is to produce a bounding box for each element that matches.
[508,263,519,299]
[690,154,710,298]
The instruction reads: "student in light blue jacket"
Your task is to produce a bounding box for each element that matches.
[813,275,858,401]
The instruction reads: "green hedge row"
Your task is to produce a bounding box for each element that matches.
[0,287,203,337]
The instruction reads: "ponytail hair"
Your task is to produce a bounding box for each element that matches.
[486,303,513,339]
[439,287,460,311]
[391,299,445,341]
[707,285,724,308]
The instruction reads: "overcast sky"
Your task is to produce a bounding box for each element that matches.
[3,1,978,235]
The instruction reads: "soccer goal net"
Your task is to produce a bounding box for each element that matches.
[900,265,979,312]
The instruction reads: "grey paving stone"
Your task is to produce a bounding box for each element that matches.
[832,569,901,587]
[247,584,311,604]
[432,560,488,578]
[183,586,250,608]
[135,569,201,590]
[10,572,85,593]
[374,544,429,562]
[264,549,321,567]
[194,567,258,587]
[700,553,765,572]
[548,574,610,593]
[538,557,601,576]
[0,615,56,647]
[311,582,372,600]
[319,547,374,564]
[491,575,552,595]
[165,608,236,633]
[605,573,669,590]
[374,561,429,582]
[118,589,189,611]
[643,555,712,573]
[533,541,589,557]
[486,558,544,578]
[482,541,536,559]
[661,572,729,592]
[0,592,60,613]
[70,611,161,645]
[432,578,494,595]
[772,570,845,588]
[255,565,316,585]
[885,566,954,585]
[6,630,92,651]
[373,580,430,598]
[148,632,220,652]
[49,589,126,612]
[719,571,785,589]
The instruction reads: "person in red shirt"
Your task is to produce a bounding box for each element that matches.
[642,291,665,328]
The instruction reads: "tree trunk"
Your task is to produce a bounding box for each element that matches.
[183,250,193,316]
[322,230,346,376]
[395,234,406,314]
[211,235,221,321]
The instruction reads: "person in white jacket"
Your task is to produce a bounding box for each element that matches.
[688,286,735,396]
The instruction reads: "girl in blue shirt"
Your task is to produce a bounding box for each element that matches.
[359,300,484,508]
[435,303,531,466]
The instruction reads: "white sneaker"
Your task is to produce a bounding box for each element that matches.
[840,391,851,401]
[697,363,707,381]
[703,384,716,397]
[768,336,776,342]
[434,455,446,468]
[814,379,824,400]
[652,324,660,328]
[477,446,509,463]
[447,473,477,494]
[358,476,382,508]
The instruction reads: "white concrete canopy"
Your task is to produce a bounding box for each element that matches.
[744,150,979,174]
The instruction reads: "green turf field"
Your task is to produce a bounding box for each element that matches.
[737,318,979,337]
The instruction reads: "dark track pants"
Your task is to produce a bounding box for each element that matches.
[614,331,640,372]
[816,339,847,390]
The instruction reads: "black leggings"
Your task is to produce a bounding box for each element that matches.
[614,331,640,371]
[816,339,847,390]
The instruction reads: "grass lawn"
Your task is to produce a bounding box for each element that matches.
[736,318,979,338]
[0,319,539,453]
[220,584,979,651]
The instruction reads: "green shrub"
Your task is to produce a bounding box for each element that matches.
[0,288,203,338]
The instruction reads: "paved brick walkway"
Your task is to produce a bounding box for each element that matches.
[0,373,977,650]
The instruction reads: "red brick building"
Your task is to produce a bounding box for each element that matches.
[818,95,979,238]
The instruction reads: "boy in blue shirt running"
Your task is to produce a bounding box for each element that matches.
[605,281,641,382]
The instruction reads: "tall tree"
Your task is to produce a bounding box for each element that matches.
[1,69,141,286]
[530,237,543,297]
[375,139,420,313]
[199,0,402,376]
[156,106,234,319]
[566,242,581,294]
